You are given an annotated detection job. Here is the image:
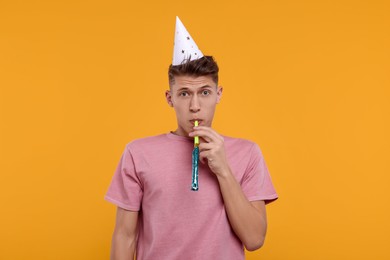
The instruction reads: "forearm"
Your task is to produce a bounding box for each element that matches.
[110,230,137,260]
[217,168,267,251]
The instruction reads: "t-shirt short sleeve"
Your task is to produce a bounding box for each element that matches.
[104,145,143,211]
[241,143,278,204]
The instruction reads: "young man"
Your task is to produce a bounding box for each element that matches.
[105,17,278,260]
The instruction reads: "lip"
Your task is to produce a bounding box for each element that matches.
[190,119,203,125]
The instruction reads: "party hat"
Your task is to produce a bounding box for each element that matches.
[172,16,204,66]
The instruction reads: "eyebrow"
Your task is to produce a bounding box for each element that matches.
[176,85,215,92]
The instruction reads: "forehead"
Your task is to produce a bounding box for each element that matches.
[171,75,216,90]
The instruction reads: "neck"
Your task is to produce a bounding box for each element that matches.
[172,127,187,137]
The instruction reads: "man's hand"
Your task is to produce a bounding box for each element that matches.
[189,126,229,177]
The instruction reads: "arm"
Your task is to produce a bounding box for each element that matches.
[110,207,139,260]
[189,126,267,251]
[216,169,267,251]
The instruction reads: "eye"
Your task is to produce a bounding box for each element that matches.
[201,90,210,96]
[179,91,189,97]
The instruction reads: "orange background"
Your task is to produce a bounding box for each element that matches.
[1,0,389,259]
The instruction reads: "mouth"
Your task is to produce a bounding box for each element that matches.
[190,119,203,125]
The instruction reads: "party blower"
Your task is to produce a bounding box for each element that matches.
[191,120,199,191]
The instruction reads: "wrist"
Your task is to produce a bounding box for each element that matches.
[215,166,233,180]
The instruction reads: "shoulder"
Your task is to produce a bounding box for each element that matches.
[125,134,169,152]
[222,135,257,148]
[221,134,267,161]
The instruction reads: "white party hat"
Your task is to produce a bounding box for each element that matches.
[172,16,204,66]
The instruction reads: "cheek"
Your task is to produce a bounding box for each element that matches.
[173,104,187,118]
[204,101,218,110]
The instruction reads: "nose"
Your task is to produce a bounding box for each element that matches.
[190,95,200,112]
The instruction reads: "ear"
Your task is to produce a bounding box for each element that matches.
[165,90,174,107]
[216,86,223,104]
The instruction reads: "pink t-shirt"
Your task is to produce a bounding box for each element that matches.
[105,132,278,260]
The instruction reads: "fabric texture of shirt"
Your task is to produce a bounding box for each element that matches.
[105,132,278,260]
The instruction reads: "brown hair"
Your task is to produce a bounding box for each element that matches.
[168,56,219,87]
